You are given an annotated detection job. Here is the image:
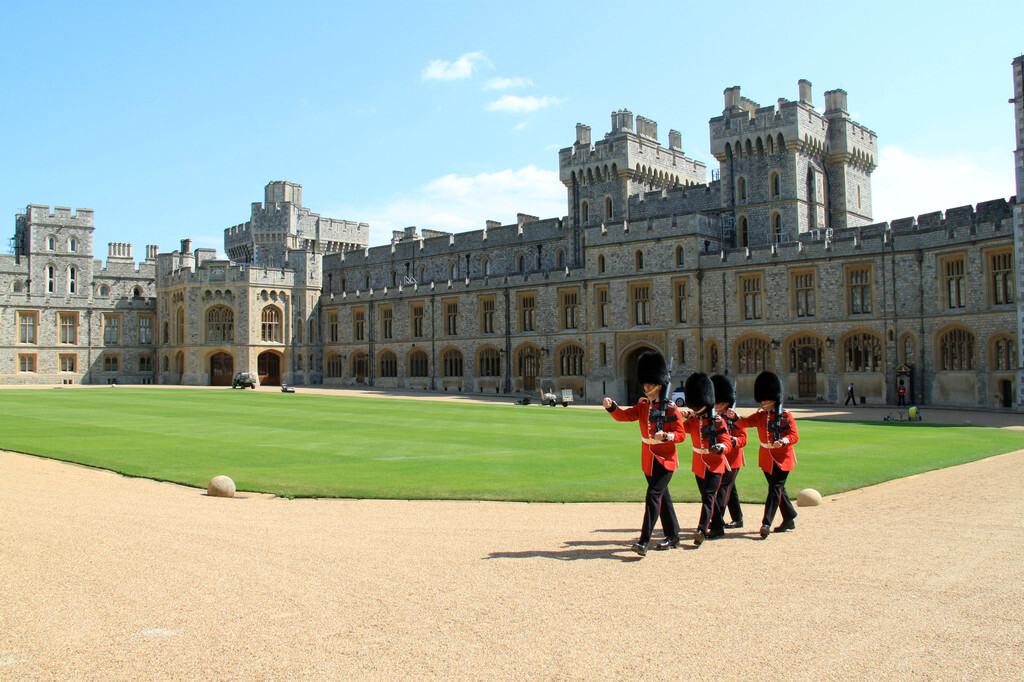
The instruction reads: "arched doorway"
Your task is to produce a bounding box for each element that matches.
[354,354,368,384]
[517,347,541,392]
[1000,380,1013,408]
[209,352,233,386]
[623,345,658,405]
[257,351,281,386]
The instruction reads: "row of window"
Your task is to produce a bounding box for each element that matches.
[9,276,135,298]
[322,344,587,380]
[16,352,154,373]
[42,236,79,252]
[15,312,154,346]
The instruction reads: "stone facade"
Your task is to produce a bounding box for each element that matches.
[2,68,1020,410]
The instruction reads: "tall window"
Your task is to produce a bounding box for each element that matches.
[325,353,343,378]
[674,280,688,324]
[445,301,458,335]
[741,275,762,320]
[103,314,120,345]
[989,250,1015,305]
[442,348,463,377]
[411,303,424,338]
[582,201,589,224]
[353,308,365,341]
[409,349,429,377]
[772,214,782,242]
[561,290,578,330]
[60,354,77,372]
[19,312,38,344]
[597,254,605,274]
[68,266,77,294]
[993,337,1017,371]
[481,297,495,334]
[849,267,872,314]
[206,306,234,343]
[677,340,686,365]
[737,176,747,202]
[597,287,609,327]
[844,333,882,372]
[295,318,303,343]
[381,306,393,340]
[738,216,749,248]
[60,313,77,344]
[939,328,975,371]
[635,251,644,271]
[176,308,185,344]
[308,319,317,343]
[328,311,339,342]
[18,354,36,372]
[139,315,153,345]
[737,337,770,374]
[47,265,55,293]
[68,238,77,252]
[631,284,651,326]
[479,347,501,377]
[605,197,612,219]
[943,255,966,309]
[520,294,536,332]
[103,355,119,372]
[559,344,585,376]
[261,306,282,342]
[378,350,398,378]
[770,172,780,197]
[138,355,153,372]
[794,272,815,317]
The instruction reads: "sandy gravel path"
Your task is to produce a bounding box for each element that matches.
[2,436,1023,680]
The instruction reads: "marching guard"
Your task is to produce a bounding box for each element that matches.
[712,374,747,532]
[680,372,732,547]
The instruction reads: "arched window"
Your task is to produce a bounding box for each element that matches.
[675,246,685,267]
[777,133,785,151]
[770,172,780,197]
[391,270,397,287]
[378,350,398,378]
[597,254,605,274]
[767,136,775,154]
[635,250,644,270]
[363,274,370,290]
[295,318,303,343]
[325,353,343,378]
[938,327,975,371]
[206,306,234,343]
[12,281,23,293]
[478,347,501,377]
[605,196,613,219]
[772,214,782,242]
[98,285,110,297]
[132,287,143,298]
[47,265,55,293]
[558,344,585,376]
[46,236,56,250]
[261,306,282,342]
[418,266,425,284]
[309,319,316,343]
[516,253,525,273]
[163,321,170,344]
[482,256,491,276]
[557,249,566,268]
[738,216,749,248]
[68,237,77,252]
[442,348,463,377]
[737,337,771,374]
[744,140,753,157]
[844,332,883,372]
[737,177,747,202]
[788,336,823,372]
[448,262,456,280]
[992,336,1017,371]
[176,308,185,344]
[409,349,429,377]
[581,201,589,224]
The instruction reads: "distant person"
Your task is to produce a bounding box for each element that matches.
[845,382,856,406]
[602,350,685,557]
[897,381,907,407]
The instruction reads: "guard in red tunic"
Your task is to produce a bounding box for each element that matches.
[603,351,686,556]
[680,372,731,547]
[711,374,747,533]
[734,371,799,539]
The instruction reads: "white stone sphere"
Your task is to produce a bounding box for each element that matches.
[797,488,822,507]
[207,475,236,498]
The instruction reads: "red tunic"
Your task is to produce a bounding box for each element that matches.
[723,416,747,470]
[681,412,732,477]
[734,409,799,472]
[608,398,686,475]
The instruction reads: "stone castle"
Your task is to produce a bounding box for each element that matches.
[2,59,1021,410]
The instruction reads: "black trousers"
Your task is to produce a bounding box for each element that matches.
[715,467,742,526]
[640,459,680,543]
[694,471,723,533]
[845,392,856,405]
[762,464,797,527]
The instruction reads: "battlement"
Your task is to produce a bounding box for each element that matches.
[21,204,95,227]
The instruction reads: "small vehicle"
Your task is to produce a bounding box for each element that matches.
[670,385,686,407]
[280,383,295,393]
[232,372,258,389]
[540,387,572,407]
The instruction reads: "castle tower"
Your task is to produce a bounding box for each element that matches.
[13,205,96,297]
[709,81,877,247]
[1011,55,1024,406]
[558,110,707,232]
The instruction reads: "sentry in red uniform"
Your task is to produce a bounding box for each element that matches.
[681,372,731,546]
[733,371,799,539]
[712,374,746,531]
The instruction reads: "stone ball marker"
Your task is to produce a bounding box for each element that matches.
[797,488,822,507]
[207,475,236,498]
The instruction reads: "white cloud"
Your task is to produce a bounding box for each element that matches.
[486,95,563,114]
[421,51,489,81]
[330,165,566,246]
[871,145,1015,222]
[483,76,533,90]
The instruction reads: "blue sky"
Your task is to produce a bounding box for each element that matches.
[2,1,1021,257]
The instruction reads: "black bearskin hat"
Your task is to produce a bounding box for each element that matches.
[684,372,715,413]
[753,371,783,404]
[636,350,670,389]
[711,374,736,409]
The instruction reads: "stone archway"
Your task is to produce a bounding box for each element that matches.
[258,351,281,386]
[209,352,233,386]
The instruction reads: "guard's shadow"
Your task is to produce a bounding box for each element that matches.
[484,528,697,562]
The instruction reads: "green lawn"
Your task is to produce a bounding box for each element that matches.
[0,387,1021,502]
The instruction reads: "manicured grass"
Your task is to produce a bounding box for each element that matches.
[0,387,1021,503]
